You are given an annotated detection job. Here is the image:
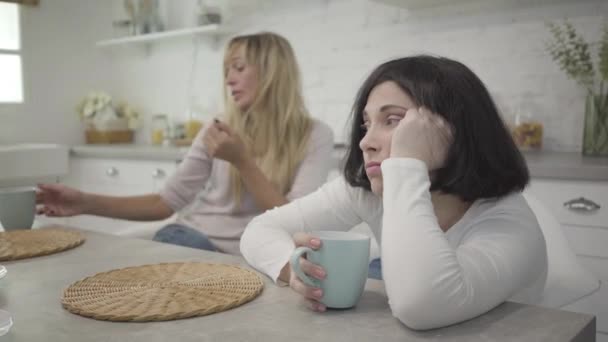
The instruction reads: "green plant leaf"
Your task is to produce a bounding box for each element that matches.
[545,20,594,90]
[599,23,608,81]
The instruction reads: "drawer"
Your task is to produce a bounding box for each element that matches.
[528,179,608,228]
[69,158,176,186]
[563,224,608,258]
[577,254,608,281]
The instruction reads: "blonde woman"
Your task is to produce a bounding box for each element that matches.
[36,32,334,254]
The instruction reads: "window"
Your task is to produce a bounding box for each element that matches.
[0,2,23,103]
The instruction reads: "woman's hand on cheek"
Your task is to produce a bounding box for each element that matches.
[390,107,453,171]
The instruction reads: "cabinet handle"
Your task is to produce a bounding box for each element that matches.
[152,168,166,179]
[563,197,601,212]
[105,167,119,177]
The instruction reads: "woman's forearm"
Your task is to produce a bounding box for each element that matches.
[278,263,291,283]
[82,193,174,221]
[236,157,289,210]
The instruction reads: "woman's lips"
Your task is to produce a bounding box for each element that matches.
[365,162,381,177]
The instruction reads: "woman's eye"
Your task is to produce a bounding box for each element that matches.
[360,122,369,131]
[386,114,404,125]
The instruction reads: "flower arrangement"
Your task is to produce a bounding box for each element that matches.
[115,101,142,130]
[76,91,141,130]
[76,91,112,119]
[546,20,608,155]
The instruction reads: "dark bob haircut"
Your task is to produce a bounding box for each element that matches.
[343,55,529,201]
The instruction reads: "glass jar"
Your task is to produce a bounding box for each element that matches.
[185,109,204,142]
[511,110,543,151]
[185,119,203,141]
[151,114,169,145]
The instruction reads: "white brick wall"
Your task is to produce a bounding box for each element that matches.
[110,0,608,151]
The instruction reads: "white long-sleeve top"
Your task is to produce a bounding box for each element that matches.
[240,158,548,330]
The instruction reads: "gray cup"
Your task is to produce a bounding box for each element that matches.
[290,231,370,309]
[0,187,36,231]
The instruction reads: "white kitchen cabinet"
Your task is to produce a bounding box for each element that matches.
[528,178,608,281]
[528,178,608,337]
[62,157,178,235]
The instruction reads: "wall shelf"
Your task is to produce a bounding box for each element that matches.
[95,24,224,48]
[371,0,452,9]
[371,0,598,10]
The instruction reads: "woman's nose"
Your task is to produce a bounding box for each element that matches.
[226,71,237,86]
[359,129,378,152]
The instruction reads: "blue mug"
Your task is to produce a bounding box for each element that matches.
[290,231,370,309]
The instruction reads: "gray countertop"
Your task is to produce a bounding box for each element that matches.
[71,144,608,181]
[0,229,595,342]
[71,144,190,161]
[523,150,608,181]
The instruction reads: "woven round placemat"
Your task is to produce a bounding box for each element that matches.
[0,227,85,261]
[62,262,265,322]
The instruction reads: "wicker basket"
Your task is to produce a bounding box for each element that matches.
[85,129,134,144]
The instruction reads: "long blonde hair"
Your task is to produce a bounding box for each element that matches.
[223,32,312,203]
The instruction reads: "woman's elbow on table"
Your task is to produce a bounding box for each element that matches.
[387,284,468,330]
[390,305,444,330]
[388,289,441,330]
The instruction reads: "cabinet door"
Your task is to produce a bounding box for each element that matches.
[559,223,608,281]
[151,161,177,191]
[68,158,158,190]
[528,178,608,281]
[528,179,608,229]
[561,224,608,259]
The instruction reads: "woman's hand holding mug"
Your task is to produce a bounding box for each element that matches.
[288,232,328,312]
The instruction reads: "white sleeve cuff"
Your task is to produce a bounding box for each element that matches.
[381,158,429,179]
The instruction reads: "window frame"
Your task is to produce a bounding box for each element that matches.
[0,1,23,104]
[0,1,38,6]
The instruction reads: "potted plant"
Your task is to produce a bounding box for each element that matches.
[546,20,608,156]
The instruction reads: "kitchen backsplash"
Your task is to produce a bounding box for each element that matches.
[2,0,606,151]
[109,0,607,150]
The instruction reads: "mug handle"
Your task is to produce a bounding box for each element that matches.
[289,246,319,287]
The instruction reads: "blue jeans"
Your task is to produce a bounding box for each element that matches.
[368,258,382,280]
[153,224,217,252]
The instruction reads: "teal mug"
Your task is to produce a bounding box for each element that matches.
[290,231,370,309]
[0,187,36,231]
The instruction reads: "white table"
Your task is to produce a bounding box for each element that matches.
[0,229,596,341]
